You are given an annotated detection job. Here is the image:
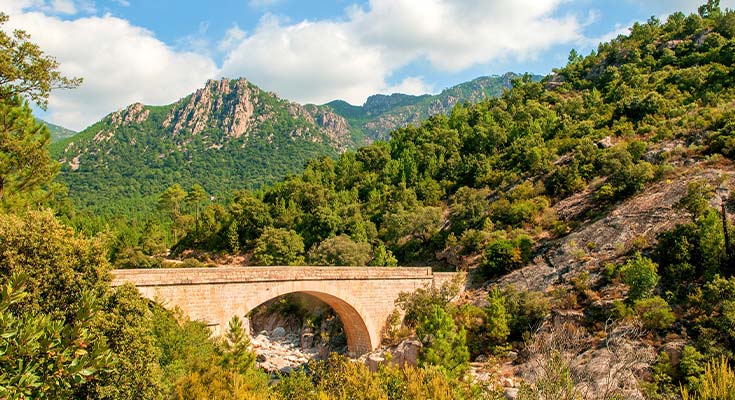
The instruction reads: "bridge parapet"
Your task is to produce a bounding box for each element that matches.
[111,266,434,287]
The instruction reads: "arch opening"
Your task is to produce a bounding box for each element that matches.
[245,290,374,357]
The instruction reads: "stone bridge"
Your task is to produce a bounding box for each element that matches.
[112,267,459,355]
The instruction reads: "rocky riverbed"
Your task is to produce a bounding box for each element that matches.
[251,329,322,373]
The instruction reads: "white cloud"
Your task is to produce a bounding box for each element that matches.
[6,10,218,130]
[384,77,434,96]
[217,24,246,52]
[113,0,130,6]
[50,0,77,14]
[221,0,586,105]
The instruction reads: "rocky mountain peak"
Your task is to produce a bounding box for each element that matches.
[162,77,257,138]
[110,102,150,127]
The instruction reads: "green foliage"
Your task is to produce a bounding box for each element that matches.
[272,354,480,400]
[82,284,165,399]
[252,227,305,266]
[0,209,109,321]
[502,287,551,339]
[308,234,373,266]
[620,253,660,302]
[482,234,534,277]
[416,305,470,378]
[634,296,676,330]
[0,98,60,211]
[369,242,398,266]
[150,306,217,391]
[0,273,113,399]
[681,356,735,400]
[221,316,256,374]
[395,275,464,328]
[483,288,511,349]
[0,13,81,108]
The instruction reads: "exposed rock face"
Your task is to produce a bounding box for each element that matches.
[164,78,256,138]
[110,102,150,127]
[498,168,731,292]
[360,339,423,371]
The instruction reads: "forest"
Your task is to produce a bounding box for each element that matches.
[2,1,735,398]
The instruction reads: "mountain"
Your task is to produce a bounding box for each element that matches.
[324,73,534,140]
[52,78,354,215]
[52,74,527,215]
[39,119,77,142]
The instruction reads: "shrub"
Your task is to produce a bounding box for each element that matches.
[252,227,305,266]
[634,296,675,330]
[620,253,660,302]
[482,234,534,277]
[308,234,372,266]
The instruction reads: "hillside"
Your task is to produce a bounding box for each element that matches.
[39,119,76,142]
[325,73,531,141]
[51,75,523,216]
[51,78,353,215]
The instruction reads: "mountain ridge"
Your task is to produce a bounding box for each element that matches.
[51,73,532,215]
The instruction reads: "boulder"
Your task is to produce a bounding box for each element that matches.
[366,354,385,372]
[505,388,519,400]
[301,332,315,350]
[272,326,286,338]
[390,339,422,367]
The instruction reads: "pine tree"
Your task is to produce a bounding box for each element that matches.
[221,316,256,374]
[0,98,58,211]
[484,288,510,349]
[416,305,469,377]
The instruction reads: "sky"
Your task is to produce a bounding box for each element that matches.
[3,0,734,131]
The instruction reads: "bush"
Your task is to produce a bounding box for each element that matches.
[252,227,305,266]
[634,296,675,330]
[416,305,470,378]
[681,356,735,400]
[308,234,372,266]
[620,253,660,302]
[482,234,534,277]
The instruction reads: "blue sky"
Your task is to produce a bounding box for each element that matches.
[4,0,733,130]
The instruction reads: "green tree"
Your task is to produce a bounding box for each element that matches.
[369,242,398,266]
[82,284,165,399]
[0,209,109,321]
[483,288,510,349]
[0,13,81,108]
[227,220,240,254]
[0,98,59,210]
[221,316,256,374]
[229,191,272,244]
[416,305,469,378]
[308,234,372,266]
[185,183,207,234]
[621,253,660,302]
[634,296,675,330]
[159,184,187,242]
[252,227,305,266]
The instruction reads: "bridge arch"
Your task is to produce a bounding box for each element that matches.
[245,284,376,355]
[111,266,450,357]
